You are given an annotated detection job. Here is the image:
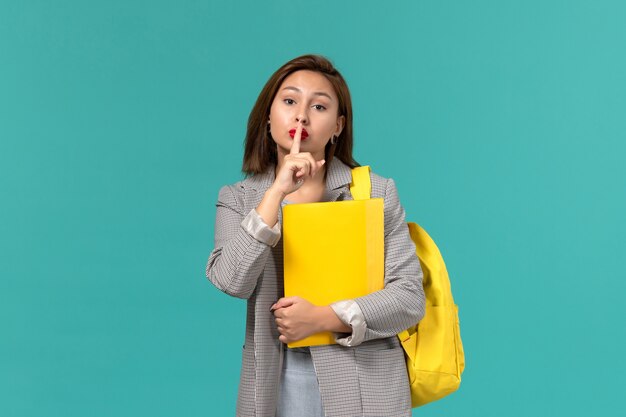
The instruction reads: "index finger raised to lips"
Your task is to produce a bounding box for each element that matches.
[290,123,303,155]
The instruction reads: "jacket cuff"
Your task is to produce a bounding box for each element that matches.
[240,209,281,247]
[330,300,367,347]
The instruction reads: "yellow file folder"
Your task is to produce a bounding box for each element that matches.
[282,198,385,348]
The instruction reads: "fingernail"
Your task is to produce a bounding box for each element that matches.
[321,160,326,165]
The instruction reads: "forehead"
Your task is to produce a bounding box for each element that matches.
[279,70,336,98]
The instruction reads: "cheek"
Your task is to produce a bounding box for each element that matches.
[268,105,276,124]
[269,99,283,121]
[318,116,340,134]
[268,110,286,142]
[269,108,290,128]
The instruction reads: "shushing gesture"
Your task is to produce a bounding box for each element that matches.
[272,122,326,196]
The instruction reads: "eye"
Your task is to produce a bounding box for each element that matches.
[283,98,295,105]
[313,104,326,111]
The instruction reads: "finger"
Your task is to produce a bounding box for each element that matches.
[273,297,297,310]
[314,159,326,176]
[312,160,325,178]
[287,158,309,179]
[290,123,303,155]
[294,167,305,178]
[296,160,312,178]
[270,297,287,312]
[270,302,280,313]
[299,153,321,177]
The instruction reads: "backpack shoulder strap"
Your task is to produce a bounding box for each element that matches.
[350,165,372,200]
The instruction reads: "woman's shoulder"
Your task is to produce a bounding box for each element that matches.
[367,168,398,200]
[215,170,273,213]
[365,168,412,229]
[215,182,245,214]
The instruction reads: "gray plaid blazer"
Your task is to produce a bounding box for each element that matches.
[206,158,425,417]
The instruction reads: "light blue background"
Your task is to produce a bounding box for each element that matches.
[1,1,624,416]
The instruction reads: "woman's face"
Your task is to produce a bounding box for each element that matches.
[269,70,344,159]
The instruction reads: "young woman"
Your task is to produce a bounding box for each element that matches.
[206,55,425,417]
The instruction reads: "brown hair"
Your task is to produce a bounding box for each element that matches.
[242,54,358,176]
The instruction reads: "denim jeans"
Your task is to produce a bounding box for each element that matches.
[276,348,325,417]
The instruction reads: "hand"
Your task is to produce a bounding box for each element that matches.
[271,296,322,344]
[271,123,326,196]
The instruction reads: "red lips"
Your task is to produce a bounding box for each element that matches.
[289,128,309,140]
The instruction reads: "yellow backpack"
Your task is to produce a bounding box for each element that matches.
[350,166,465,408]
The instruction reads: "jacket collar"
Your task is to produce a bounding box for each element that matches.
[242,157,354,193]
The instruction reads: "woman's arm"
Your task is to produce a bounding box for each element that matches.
[207,128,326,299]
[271,178,425,346]
[205,185,279,299]
[352,178,426,341]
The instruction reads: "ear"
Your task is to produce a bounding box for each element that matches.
[334,115,345,137]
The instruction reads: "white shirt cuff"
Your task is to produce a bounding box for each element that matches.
[330,299,367,347]
[240,209,281,247]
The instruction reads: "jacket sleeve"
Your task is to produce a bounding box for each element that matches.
[205,185,278,299]
[353,178,426,341]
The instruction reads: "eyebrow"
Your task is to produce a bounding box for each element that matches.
[281,86,333,100]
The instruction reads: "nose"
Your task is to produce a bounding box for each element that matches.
[296,107,308,124]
